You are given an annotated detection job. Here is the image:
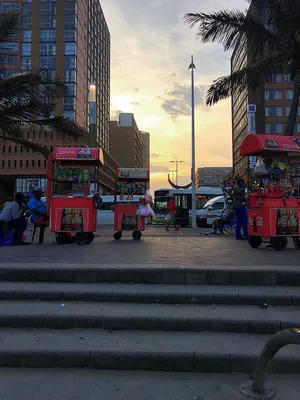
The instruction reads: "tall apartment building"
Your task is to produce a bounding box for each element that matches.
[0,0,111,200]
[110,113,146,169]
[140,131,150,170]
[231,4,300,180]
[195,167,232,188]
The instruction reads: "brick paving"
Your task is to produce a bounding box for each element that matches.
[1,225,299,266]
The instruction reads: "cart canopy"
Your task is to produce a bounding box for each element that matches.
[53,147,104,164]
[240,134,300,156]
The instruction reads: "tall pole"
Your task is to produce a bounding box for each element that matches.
[189,56,196,229]
[176,158,178,185]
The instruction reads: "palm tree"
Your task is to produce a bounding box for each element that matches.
[184,0,300,136]
[0,13,85,156]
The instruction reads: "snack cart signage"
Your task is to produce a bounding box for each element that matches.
[54,148,104,163]
[117,168,149,179]
[54,208,89,232]
[270,208,300,236]
[121,213,138,230]
[240,135,300,156]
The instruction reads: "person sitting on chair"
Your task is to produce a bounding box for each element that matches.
[0,193,28,245]
[27,187,49,225]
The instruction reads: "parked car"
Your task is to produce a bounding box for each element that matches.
[196,196,226,227]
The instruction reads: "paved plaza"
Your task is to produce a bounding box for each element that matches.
[1,225,299,266]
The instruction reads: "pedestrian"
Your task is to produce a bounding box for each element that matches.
[27,187,48,224]
[165,195,178,231]
[233,178,248,240]
[0,193,29,245]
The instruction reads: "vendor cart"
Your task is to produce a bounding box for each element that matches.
[113,168,150,240]
[240,134,300,251]
[46,147,104,245]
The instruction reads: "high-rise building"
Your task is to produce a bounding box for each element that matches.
[195,167,232,188]
[140,131,150,169]
[231,5,300,180]
[0,0,111,200]
[110,113,146,169]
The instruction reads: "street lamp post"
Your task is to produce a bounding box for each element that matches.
[169,158,185,185]
[189,55,196,229]
[88,83,96,147]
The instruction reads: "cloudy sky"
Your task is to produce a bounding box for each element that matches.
[101,0,247,191]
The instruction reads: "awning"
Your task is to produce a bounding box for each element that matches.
[53,147,104,165]
[240,134,300,156]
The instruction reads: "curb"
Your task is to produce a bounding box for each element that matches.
[0,348,299,373]
[0,287,297,306]
[0,313,296,334]
[1,266,300,285]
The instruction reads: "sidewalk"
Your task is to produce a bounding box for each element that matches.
[1,225,299,266]
[0,369,298,399]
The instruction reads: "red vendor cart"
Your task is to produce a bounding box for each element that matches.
[46,147,104,245]
[240,134,300,251]
[113,168,150,240]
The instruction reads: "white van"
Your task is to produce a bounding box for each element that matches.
[196,196,226,227]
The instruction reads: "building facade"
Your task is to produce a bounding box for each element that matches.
[196,167,232,188]
[231,5,300,180]
[110,113,146,169]
[0,0,111,201]
[140,131,150,169]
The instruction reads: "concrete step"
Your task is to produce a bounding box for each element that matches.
[0,301,299,334]
[1,263,300,285]
[0,281,299,306]
[0,328,299,372]
[0,369,298,400]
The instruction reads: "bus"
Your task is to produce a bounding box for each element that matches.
[154,187,223,226]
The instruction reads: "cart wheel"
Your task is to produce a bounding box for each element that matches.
[114,231,122,240]
[56,233,75,245]
[132,230,142,240]
[248,236,262,249]
[86,232,94,244]
[294,238,300,250]
[272,237,286,251]
[74,232,89,245]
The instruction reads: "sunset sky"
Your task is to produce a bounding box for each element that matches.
[101,0,246,191]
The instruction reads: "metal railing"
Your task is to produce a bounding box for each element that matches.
[240,328,300,399]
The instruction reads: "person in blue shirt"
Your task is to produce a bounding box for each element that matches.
[27,187,48,224]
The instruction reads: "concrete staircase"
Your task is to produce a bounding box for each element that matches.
[0,263,300,373]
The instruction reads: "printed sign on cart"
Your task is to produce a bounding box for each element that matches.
[118,169,148,179]
[121,213,138,230]
[270,208,300,236]
[55,208,89,232]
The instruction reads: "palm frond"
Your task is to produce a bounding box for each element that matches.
[0,12,18,42]
[0,135,50,158]
[29,117,85,141]
[184,10,278,52]
[206,52,289,105]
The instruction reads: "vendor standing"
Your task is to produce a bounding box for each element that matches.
[233,179,248,240]
[27,187,48,224]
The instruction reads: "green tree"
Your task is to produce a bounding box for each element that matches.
[0,13,84,156]
[184,0,300,136]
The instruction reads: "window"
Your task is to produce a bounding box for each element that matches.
[40,56,55,69]
[0,2,19,11]
[22,16,32,28]
[265,123,283,134]
[286,106,300,116]
[286,89,294,99]
[21,43,31,56]
[264,89,282,100]
[41,2,56,15]
[64,43,76,55]
[64,29,76,41]
[64,56,76,69]
[22,2,32,15]
[40,43,56,55]
[64,69,76,83]
[63,110,75,120]
[40,29,56,42]
[64,2,76,13]
[21,56,31,70]
[265,106,282,117]
[64,14,76,29]
[0,55,17,64]
[284,73,292,82]
[65,84,75,96]
[63,97,75,111]
[40,15,56,28]
[22,30,32,42]
[0,42,18,52]
[294,123,300,133]
[265,73,281,83]
[20,160,23,168]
